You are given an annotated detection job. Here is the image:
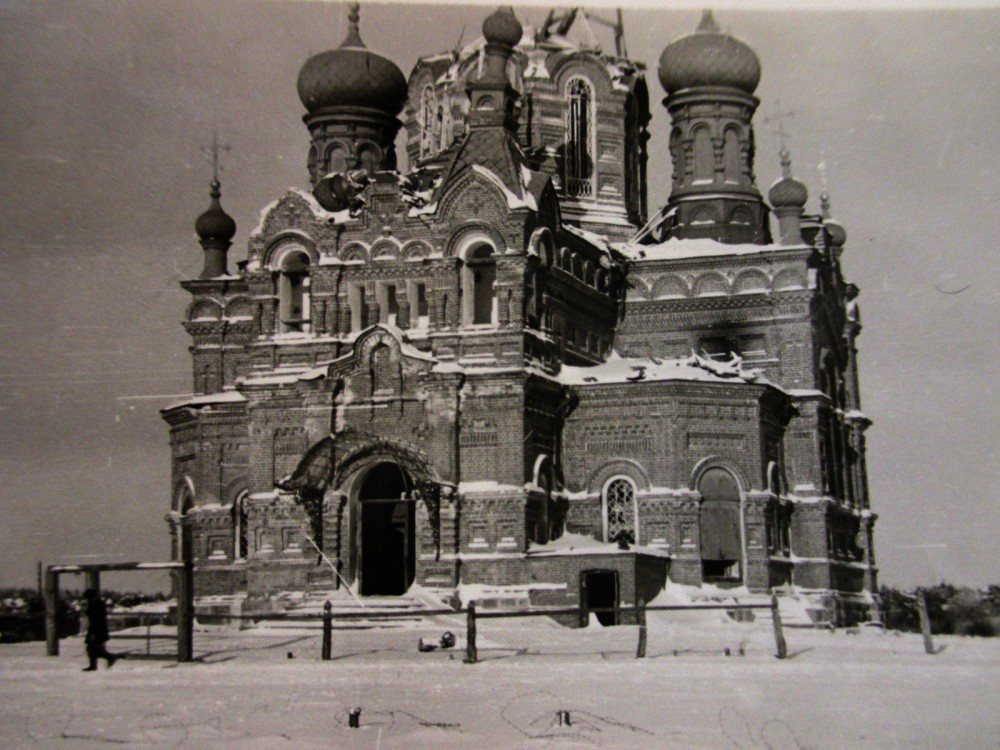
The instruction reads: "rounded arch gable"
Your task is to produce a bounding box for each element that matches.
[333,439,437,491]
[401,239,432,261]
[188,298,223,321]
[263,233,319,270]
[528,227,554,268]
[551,55,614,97]
[626,275,651,301]
[340,241,369,263]
[732,269,770,295]
[370,238,402,262]
[173,476,196,513]
[652,274,689,299]
[223,477,250,506]
[689,456,750,494]
[692,272,730,297]
[445,222,506,260]
[587,459,651,495]
[772,267,808,291]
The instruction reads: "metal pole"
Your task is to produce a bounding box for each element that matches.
[322,600,332,661]
[771,594,787,659]
[916,593,935,655]
[636,596,647,659]
[464,602,477,664]
[44,568,59,657]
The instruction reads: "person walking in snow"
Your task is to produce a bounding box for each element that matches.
[81,589,118,671]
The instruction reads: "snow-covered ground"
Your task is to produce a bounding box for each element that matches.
[2,609,998,749]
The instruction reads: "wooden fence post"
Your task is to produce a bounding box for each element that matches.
[636,597,647,659]
[44,568,59,657]
[916,593,935,655]
[464,602,477,664]
[771,594,788,659]
[176,561,194,663]
[322,600,332,661]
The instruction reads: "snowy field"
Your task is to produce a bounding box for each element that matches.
[2,610,998,749]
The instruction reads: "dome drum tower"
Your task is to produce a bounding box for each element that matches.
[657,10,770,245]
[296,3,408,185]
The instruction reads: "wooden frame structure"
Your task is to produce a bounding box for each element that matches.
[43,561,194,662]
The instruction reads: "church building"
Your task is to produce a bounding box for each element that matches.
[162,6,878,626]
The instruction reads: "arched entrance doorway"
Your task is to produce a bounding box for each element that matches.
[357,462,415,596]
[698,467,743,582]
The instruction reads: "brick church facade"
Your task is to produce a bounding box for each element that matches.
[163,6,879,625]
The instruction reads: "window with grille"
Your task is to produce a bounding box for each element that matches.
[604,477,636,545]
[565,78,595,197]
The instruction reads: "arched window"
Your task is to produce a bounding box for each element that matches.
[693,126,714,183]
[358,146,379,175]
[462,242,497,326]
[327,145,348,175]
[603,477,637,546]
[278,250,310,333]
[232,490,249,560]
[698,468,742,580]
[723,128,741,183]
[565,77,595,197]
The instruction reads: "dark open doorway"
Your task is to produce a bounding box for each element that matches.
[358,462,415,596]
[580,569,619,626]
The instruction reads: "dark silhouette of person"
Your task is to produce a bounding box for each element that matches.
[82,589,119,671]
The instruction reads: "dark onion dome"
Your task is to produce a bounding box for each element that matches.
[482,6,523,47]
[820,192,848,247]
[195,179,236,243]
[658,10,761,95]
[296,4,407,116]
[825,218,847,247]
[768,148,809,209]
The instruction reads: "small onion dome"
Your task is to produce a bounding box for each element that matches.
[768,148,808,208]
[296,4,407,116]
[820,192,847,246]
[195,179,236,243]
[482,6,523,47]
[825,219,847,247]
[658,10,761,95]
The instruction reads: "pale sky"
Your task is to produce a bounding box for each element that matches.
[0,0,997,592]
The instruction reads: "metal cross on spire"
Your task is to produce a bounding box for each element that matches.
[201,131,232,183]
[817,151,832,217]
[762,101,795,150]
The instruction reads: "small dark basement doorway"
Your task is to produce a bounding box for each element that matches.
[580,569,619,626]
[358,462,415,596]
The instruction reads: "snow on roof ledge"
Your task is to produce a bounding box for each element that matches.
[624,237,810,262]
[560,352,770,387]
[163,390,246,412]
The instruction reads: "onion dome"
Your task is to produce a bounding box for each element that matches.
[768,148,808,208]
[195,179,236,243]
[658,10,761,95]
[482,6,523,47]
[296,3,407,116]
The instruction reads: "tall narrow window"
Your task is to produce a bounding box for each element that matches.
[278,250,310,333]
[407,281,429,329]
[377,283,399,326]
[565,78,595,197]
[603,477,637,546]
[693,126,714,183]
[723,128,741,184]
[349,284,366,333]
[462,243,497,326]
[232,490,249,560]
[698,468,742,580]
